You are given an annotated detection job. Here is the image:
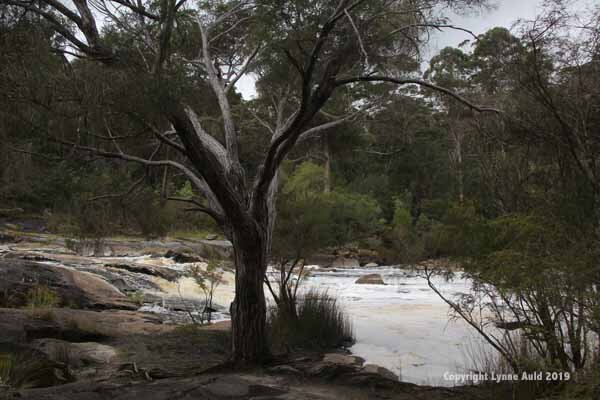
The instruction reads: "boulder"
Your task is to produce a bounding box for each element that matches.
[0,232,21,243]
[494,320,532,331]
[364,262,379,267]
[0,344,74,388]
[205,234,218,240]
[164,249,204,263]
[267,365,302,375]
[4,252,57,262]
[32,339,117,369]
[355,273,385,285]
[361,364,398,380]
[0,308,64,345]
[322,353,365,367]
[305,253,337,268]
[65,239,114,257]
[306,353,365,380]
[0,308,174,345]
[0,259,137,310]
[105,263,179,281]
[331,257,360,269]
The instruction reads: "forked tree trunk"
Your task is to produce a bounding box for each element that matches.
[230,230,269,362]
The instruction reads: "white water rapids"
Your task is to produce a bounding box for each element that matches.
[5,244,494,386]
[299,267,493,386]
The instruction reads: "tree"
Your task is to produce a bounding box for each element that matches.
[426,46,475,203]
[417,4,600,377]
[268,161,381,319]
[1,0,497,363]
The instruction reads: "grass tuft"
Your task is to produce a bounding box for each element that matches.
[26,285,60,308]
[268,288,353,352]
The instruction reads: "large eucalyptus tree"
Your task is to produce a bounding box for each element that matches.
[1,0,498,362]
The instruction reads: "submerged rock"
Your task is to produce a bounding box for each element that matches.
[355,273,385,285]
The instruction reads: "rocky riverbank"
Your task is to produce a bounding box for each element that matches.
[0,230,497,399]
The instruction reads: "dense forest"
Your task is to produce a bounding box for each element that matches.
[0,0,599,399]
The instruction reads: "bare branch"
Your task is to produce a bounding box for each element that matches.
[344,8,369,67]
[7,145,62,162]
[198,19,240,164]
[182,106,231,170]
[225,45,260,94]
[296,114,354,143]
[144,123,187,154]
[248,110,275,135]
[334,76,502,113]
[89,173,146,201]
[106,0,160,21]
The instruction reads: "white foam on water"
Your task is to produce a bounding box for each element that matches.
[300,267,490,386]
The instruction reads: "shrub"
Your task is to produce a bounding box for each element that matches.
[126,291,145,307]
[187,261,225,324]
[273,161,382,259]
[268,289,353,352]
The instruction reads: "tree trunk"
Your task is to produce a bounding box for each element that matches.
[230,230,269,363]
[450,127,464,203]
[323,137,331,193]
[160,148,170,202]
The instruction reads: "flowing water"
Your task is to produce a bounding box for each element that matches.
[299,266,491,386]
[150,262,492,386]
[6,242,493,386]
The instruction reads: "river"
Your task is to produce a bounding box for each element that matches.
[299,266,492,386]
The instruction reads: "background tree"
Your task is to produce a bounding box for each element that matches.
[418,2,600,380]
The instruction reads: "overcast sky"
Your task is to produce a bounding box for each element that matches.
[427,0,540,54]
[237,0,592,98]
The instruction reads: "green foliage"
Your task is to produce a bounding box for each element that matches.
[175,181,194,198]
[327,190,383,244]
[128,193,172,239]
[69,202,117,241]
[433,206,600,373]
[392,196,412,229]
[126,291,145,307]
[188,261,225,323]
[268,289,353,352]
[428,201,487,257]
[385,196,419,262]
[274,162,382,259]
[281,161,326,196]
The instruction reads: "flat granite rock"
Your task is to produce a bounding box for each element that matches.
[0,259,137,310]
